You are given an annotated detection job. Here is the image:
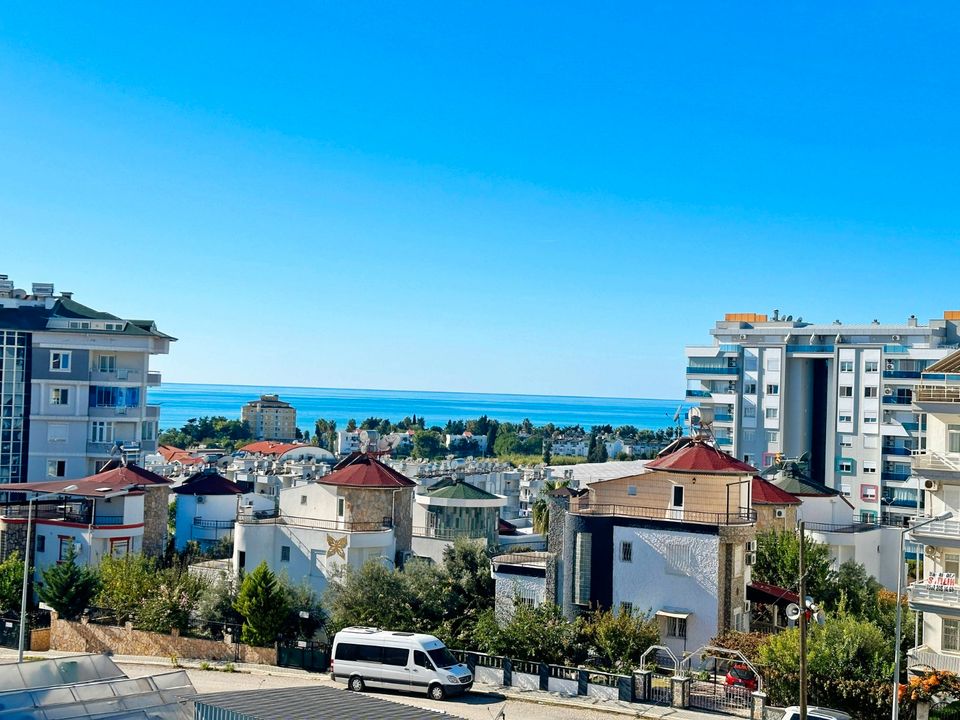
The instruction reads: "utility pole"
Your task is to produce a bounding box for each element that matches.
[799,520,807,720]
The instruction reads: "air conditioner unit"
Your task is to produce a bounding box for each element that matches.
[745,540,756,552]
[744,601,751,613]
[744,552,756,566]
[924,480,939,491]
[196,495,206,504]
[892,335,902,342]
[884,387,893,396]
[775,508,787,519]
[739,334,748,340]
[886,361,896,371]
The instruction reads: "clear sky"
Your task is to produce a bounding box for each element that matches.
[2,4,959,399]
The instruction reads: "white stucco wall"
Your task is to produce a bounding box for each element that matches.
[612,526,719,656]
[174,493,238,551]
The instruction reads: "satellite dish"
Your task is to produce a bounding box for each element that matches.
[690,407,702,426]
[815,609,826,626]
[785,603,802,621]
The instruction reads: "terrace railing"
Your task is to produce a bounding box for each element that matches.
[570,501,756,526]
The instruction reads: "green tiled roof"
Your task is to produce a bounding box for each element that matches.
[0,297,173,339]
[423,478,500,500]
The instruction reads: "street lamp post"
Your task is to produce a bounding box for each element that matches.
[17,485,78,663]
[891,511,953,720]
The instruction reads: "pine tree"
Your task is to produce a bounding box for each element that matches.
[39,545,99,620]
[234,561,289,647]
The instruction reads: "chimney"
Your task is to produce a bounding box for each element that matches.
[908,315,918,327]
[61,291,73,299]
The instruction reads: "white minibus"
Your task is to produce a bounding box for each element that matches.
[331,626,473,700]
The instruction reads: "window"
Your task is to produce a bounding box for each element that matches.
[383,647,410,666]
[671,485,684,507]
[839,386,853,398]
[863,461,877,474]
[840,484,852,497]
[864,415,878,425]
[766,356,780,371]
[944,620,960,652]
[743,404,756,418]
[667,617,687,638]
[865,361,879,373]
[90,386,140,408]
[861,485,878,500]
[743,454,754,466]
[141,421,156,441]
[864,435,878,449]
[946,553,960,580]
[337,497,345,518]
[280,545,291,562]
[413,650,432,669]
[948,425,960,454]
[864,386,878,398]
[300,494,308,505]
[36,535,46,553]
[765,407,779,419]
[839,414,853,424]
[50,387,69,405]
[840,360,854,372]
[90,421,114,444]
[109,538,130,557]
[766,431,779,442]
[58,537,75,562]
[50,351,71,371]
[860,510,878,524]
[620,541,633,563]
[839,460,853,473]
[766,384,779,395]
[47,459,66,477]
[620,602,634,616]
[574,532,592,605]
[744,383,757,395]
[840,436,854,448]
[98,354,116,373]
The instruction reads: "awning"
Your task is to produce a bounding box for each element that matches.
[656,609,692,620]
[748,581,800,607]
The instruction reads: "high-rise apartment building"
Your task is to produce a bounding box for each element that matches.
[686,311,960,524]
[0,276,174,483]
[241,394,297,441]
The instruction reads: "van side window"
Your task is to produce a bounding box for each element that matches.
[335,643,359,661]
[383,647,409,666]
[357,645,383,664]
[414,650,432,669]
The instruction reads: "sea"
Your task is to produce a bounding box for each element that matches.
[148,383,688,433]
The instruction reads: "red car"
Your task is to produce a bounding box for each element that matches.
[725,664,758,693]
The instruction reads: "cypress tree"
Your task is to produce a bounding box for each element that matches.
[39,545,99,620]
[234,561,289,647]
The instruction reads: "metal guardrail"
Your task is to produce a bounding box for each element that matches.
[787,345,835,353]
[915,384,960,403]
[570,502,756,525]
[910,517,960,538]
[911,450,960,472]
[804,521,880,534]
[685,367,739,375]
[193,518,236,529]
[411,526,489,540]
[237,512,392,533]
[908,584,960,608]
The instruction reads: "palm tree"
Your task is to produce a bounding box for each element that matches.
[531,478,570,535]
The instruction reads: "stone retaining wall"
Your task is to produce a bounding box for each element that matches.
[49,614,275,664]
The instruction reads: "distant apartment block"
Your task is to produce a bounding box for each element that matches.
[686,310,960,524]
[241,394,297,442]
[443,432,488,453]
[0,275,173,484]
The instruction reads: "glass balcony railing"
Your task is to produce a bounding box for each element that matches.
[882,471,912,482]
[883,370,922,379]
[714,413,734,422]
[882,395,913,405]
[884,345,910,353]
[882,446,912,456]
[715,437,732,446]
[685,366,739,375]
[901,422,920,431]
[719,344,741,353]
[685,390,712,398]
[787,345,835,353]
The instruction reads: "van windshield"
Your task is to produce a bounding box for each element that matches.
[427,647,458,669]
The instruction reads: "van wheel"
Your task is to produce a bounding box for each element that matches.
[349,676,365,692]
[429,683,446,701]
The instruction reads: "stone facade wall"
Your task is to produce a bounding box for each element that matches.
[142,485,171,558]
[754,504,797,533]
[341,486,413,553]
[49,614,276,664]
[718,524,758,633]
[0,519,30,561]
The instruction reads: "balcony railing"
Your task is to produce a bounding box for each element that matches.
[882,446,912,456]
[147,371,162,387]
[89,369,142,382]
[193,518,236,529]
[146,404,160,419]
[786,345,835,353]
[882,471,912,482]
[685,390,712,398]
[909,516,960,539]
[569,501,756,526]
[884,370,922,379]
[911,451,960,473]
[715,437,733,446]
[714,413,734,422]
[883,395,913,405]
[915,383,960,404]
[804,521,880,534]
[908,583,960,609]
[0,503,124,527]
[685,366,739,375]
[884,345,910,354]
[719,344,741,353]
[412,526,490,540]
[237,511,392,533]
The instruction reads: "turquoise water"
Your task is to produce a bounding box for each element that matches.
[148,383,687,432]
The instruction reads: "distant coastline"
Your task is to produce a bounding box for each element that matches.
[148,382,688,432]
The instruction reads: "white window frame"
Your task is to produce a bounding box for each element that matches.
[90,421,115,444]
[948,425,960,454]
[50,387,70,405]
[839,414,853,424]
[839,386,853,398]
[50,351,71,372]
[766,430,779,442]
[865,361,879,373]
[765,407,779,419]
[944,619,960,652]
[667,617,687,638]
[744,383,757,395]
[839,461,853,473]
[766,384,779,395]
[47,459,66,478]
[98,354,117,373]
[864,386,878,398]
[840,360,854,372]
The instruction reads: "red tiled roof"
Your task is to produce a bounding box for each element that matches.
[747,581,800,606]
[319,454,415,489]
[751,476,801,505]
[498,517,517,535]
[645,441,757,475]
[158,444,194,462]
[3,463,168,499]
[172,472,243,496]
[240,441,305,456]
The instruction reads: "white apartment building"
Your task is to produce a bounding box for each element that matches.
[686,311,960,525]
[907,350,960,672]
[241,394,297,442]
[0,276,173,484]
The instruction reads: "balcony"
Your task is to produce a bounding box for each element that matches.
[882,471,912,482]
[719,344,741,353]
[147,371,162,387]
[569,500,756,526]
[908,646,960,674]
[885,345,910,354]
[714,413,734,422]
[884,370,923,380]
[412,526,490,541]
[686,390,712,398]
[715,437,733,446]
[804,521,880,534]
[786,345,835,354]
[909,516,960,543]
[882,446,912,456]
[685,366,739,375]
[0,503,124,527]
[914,381,960,407]
[89,368,142,383]
[908,583,960,612]
[883,395,913,406]
[237,511,392,533]
[912,451,960,474]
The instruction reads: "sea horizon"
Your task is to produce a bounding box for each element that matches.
[148,382,688,433]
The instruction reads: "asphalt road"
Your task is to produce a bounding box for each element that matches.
[119,662,622,720]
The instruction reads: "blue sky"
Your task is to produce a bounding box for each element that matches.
[2,4,959,399]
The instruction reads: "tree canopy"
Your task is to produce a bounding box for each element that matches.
[39,545,99,620]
